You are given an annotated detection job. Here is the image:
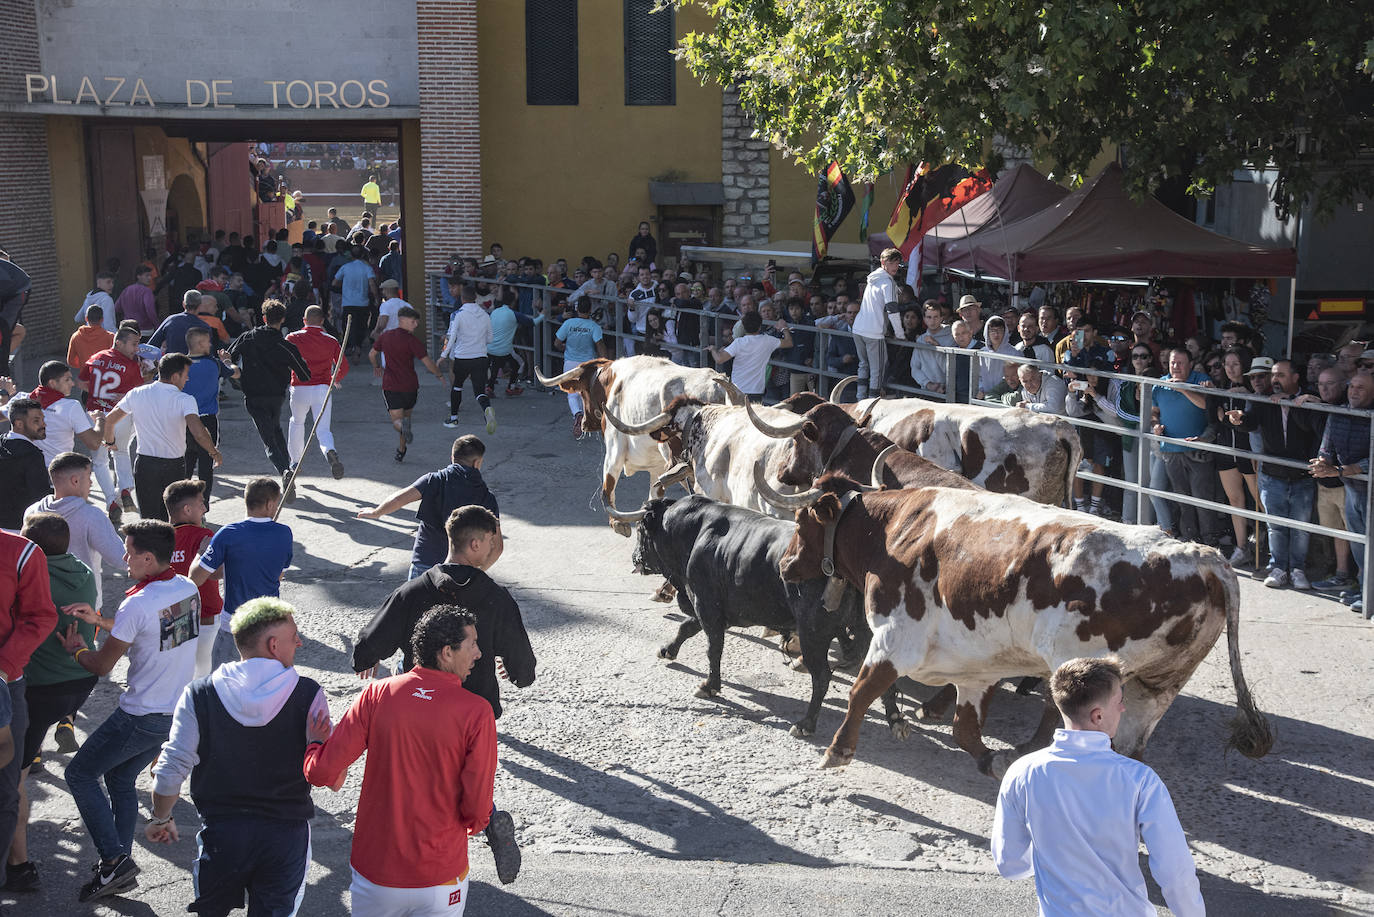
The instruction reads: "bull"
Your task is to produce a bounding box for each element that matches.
[760,473,1274,777]
[535,356,743,525]
[615,495,881,738]
[772,376,1081,505]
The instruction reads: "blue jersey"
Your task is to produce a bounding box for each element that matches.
[183,354,234,415]
[198,517,293,624]
[489,306,518,356]
[556,317,603,365]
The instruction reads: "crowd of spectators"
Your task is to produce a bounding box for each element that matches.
[435,232,1371,616]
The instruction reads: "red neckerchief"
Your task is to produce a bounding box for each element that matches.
[29,385,65,409]
[126,567,177,597]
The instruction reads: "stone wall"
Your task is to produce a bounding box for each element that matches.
[720,89,771,248]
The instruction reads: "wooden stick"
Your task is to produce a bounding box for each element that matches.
[273,313,354,522]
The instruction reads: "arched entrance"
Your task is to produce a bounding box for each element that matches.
[166,173,204,246]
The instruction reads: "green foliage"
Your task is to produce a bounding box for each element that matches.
[676,0,1374,214]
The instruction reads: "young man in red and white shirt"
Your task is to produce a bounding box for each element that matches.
[165,480,222,678]
[285,305,348,479]
[305,606,496,916]
[80,328,145,519]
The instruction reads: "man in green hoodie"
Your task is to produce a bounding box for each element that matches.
[5,511,96,893]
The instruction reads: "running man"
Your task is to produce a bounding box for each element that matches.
[304,606,496,915]
[80,327,145,522]
[286,305,349,479]
[441,284,497,434]
[360,173,382,215]
[147,598,329,917]
[165,481,222,679]
[370,306,444,463]
[553,298,606,438]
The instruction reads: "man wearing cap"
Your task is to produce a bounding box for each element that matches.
[374,279,408,338]
[956,295,985,343]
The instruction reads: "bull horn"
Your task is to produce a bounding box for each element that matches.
[603,402,672,436]
[606,505,647,523]
[535,364,586,387]
[871,444,901,488]
[717,376,751,407]
[829,375,859,404]
[855,397,880,427]
[753,463,824,510]
[657,462,692,490]
[743,399,808,438]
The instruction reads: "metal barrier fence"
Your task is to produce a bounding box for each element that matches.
[427,272,1374,610]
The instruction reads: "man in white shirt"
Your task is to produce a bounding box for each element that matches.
[374,279,407,337]
[102,354,221,522]
[441,284,497,433]
[851,248,905,398]
[75,272,117,334]
[709,311,792,401]
[992,656,1205,917]
[625,266,657,357]
[59,519,202,903]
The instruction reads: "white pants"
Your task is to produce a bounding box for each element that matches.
[94,414,134,497]
[195,612,220,678]
[350,868,468,917]
[564,359,582,415]
[288,385,335,465]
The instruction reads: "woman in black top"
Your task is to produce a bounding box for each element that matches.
[1214,345,1260,565]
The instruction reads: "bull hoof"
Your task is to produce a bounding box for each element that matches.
[986,751,1015,780]
[610,521,632,538]
[819,747,854,769]
[650,583,677,603]
[913,703,949,723]
[657,645,678,661]
[694,682,721,699]
[789,657,809,673]
[789,721,816,738]
[888,715,912,741]
[976,750,1000,778]
[779,634,801,656]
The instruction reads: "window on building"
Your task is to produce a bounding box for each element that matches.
[624,0,675,106]
[527,0,578,106]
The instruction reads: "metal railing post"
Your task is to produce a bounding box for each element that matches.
[616,298,626,359]
[944,344,957,401]
[1364,419,1373,613]
[1136,381,1153,527]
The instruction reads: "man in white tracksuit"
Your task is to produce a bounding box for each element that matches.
[285,306,348,480]
[851,248,905,398]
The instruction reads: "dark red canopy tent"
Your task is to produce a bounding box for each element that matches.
[940,162,1297,281]
[926,164,1069,270]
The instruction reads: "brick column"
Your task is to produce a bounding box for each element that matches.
[415,0,483,271]
[0,0,60,361]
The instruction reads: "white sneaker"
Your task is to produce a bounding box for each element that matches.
[1290,569,1311,591]
[1263,568,1289,589]
[1228,546,1249,567]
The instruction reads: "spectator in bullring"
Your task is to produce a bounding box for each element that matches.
[911,301,955,395]
[1212,347,1262,566]
[1312,369,1374,615]
[1227,359,1320,590]
[1152,348,1219,546]
[1015,364,1067,415]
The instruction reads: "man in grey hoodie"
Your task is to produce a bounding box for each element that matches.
[146,597,329,916]
[25,452,125,613]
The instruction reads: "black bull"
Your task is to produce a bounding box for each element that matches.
[631,495,902,738]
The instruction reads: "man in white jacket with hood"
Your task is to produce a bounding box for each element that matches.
[147,598,331,917]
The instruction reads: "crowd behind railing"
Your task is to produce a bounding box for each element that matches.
[425,239,1374,618]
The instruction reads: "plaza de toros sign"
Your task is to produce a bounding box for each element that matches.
[23,74,394,110]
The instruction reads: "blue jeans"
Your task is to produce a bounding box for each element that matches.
[1148,453,1175,533]
[1345,484,1368,579]
[1257,473,1317,572]
[66,707,173,861]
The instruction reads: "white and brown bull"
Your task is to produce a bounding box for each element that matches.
[535,356,743,525]
[759,473,1273,777]
[778,377,1081,505]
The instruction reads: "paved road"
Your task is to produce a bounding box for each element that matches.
[7,376,1373,916]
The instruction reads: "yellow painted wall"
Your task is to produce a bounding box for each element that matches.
[769,149,906,249]
[477,1,722,262]
[47,116,94,342]
[133,129,208,237]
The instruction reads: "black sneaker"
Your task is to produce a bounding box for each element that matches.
[77,855,139,902]
[326,449,345,479]
[54,718,79,753]
[3,860,39,893]
[282,471,296,504]
[485,810,521,885]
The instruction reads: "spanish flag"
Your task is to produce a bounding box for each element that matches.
[812,161,855,264]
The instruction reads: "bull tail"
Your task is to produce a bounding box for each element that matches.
[1221,567,1275,758]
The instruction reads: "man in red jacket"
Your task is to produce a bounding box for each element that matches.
[0,530,57,889]
[285,305,348,480]
[304,606,495,916]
